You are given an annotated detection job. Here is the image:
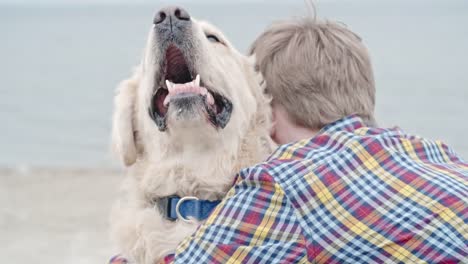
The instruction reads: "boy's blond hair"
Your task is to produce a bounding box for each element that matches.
[250,18,376,128]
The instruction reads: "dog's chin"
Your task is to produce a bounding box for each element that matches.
[164,102,222,146]
[166,94,217,130]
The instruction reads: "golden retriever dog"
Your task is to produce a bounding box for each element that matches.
[110,6,274,263]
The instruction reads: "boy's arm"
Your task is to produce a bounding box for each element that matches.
[163,166,308,263]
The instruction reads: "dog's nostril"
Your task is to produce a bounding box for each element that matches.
[154,6,190,26]
[174,8,190,21]
[154,11,166,24]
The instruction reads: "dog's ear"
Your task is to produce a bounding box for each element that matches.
[245,55,269,100]
[245,55,277,153]
[111,68,140,167]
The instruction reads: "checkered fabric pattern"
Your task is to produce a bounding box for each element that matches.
[111,115,467,264]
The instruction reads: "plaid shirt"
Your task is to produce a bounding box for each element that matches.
[112,115,468,263]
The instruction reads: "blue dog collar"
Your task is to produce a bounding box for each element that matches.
[155,195,221,222]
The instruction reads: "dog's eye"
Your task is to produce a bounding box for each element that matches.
[206,34,221,43]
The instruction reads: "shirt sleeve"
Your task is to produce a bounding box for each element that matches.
[163,166,308,264]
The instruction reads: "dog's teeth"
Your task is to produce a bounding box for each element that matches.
[194,74,200,87]
[166,80,173,91]
[206,93,215,105]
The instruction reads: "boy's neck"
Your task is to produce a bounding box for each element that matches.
[275,122,320,145]
[271,103,320,145]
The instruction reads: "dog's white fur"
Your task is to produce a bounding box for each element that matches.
[110,18,274,263]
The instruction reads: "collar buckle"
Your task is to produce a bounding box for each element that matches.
[176,196,199,223]
[153,195,172,221]
[154,195,220,222]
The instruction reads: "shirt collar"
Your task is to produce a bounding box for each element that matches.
[319,114,366,134]
[267,115,366,161]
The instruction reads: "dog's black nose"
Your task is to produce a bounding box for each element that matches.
[154,6,190,25]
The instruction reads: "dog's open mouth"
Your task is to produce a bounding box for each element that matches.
[149,45,233,131]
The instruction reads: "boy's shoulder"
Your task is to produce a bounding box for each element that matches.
[238,118,467,187]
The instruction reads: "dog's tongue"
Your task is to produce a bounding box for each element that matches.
[164,76,215,106]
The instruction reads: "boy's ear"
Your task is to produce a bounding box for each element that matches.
[111,69,140,167]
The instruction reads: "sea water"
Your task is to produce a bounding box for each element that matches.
[1,0,467,168]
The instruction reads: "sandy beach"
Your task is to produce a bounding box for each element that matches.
[0,167,122,263]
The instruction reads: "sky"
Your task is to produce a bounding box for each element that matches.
[1,0,283,4]
[0,0,372,5]
[0,0,453,6]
